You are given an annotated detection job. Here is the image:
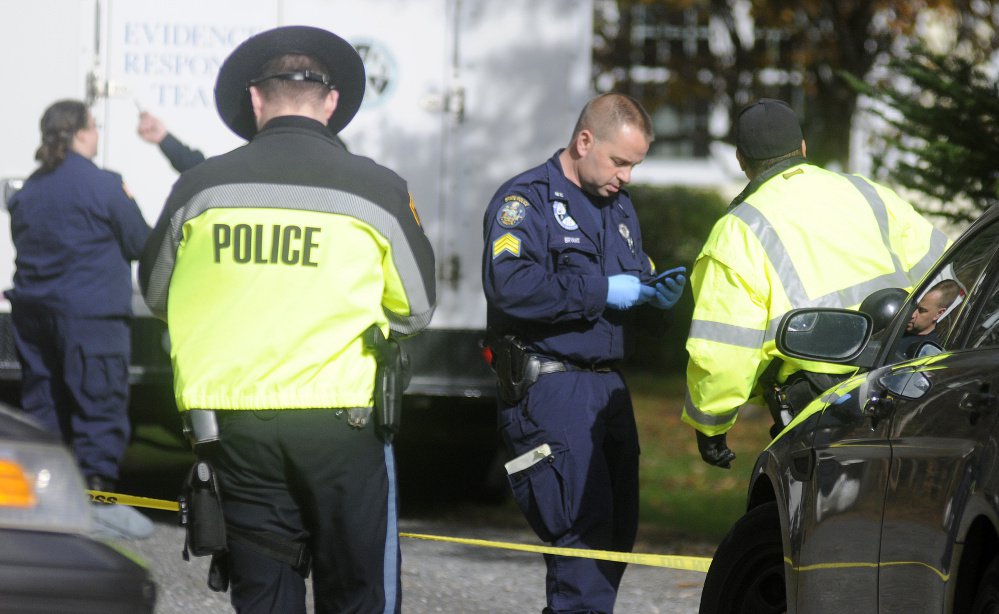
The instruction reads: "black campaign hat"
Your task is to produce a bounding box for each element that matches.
[215,25,365,140]
[734,98,803,160]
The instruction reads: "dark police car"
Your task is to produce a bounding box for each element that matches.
[0,403,156,613]
[701,205,999,614]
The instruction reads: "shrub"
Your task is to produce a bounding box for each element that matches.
[627,185,729,374]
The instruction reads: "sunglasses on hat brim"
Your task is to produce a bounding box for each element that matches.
[246,70,336,90]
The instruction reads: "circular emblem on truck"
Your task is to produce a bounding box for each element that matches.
[353,39,397,108]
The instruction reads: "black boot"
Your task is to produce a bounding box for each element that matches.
[86,475,116,492]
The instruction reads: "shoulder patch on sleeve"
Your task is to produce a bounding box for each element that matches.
[497,198,527,228]
[503,194,531,208]
[492,233,522,259]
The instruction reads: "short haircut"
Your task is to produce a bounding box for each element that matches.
[254,53,333,105]
[571,93,654,143]
[928,279,962,310]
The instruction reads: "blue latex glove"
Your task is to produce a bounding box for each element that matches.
[648,274,686,309]
[606,274,648,310]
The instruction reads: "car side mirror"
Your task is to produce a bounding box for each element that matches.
[879,370,932,399]
[776,308,873,363]
[907,340,944,359]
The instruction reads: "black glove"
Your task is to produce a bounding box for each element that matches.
[696,431,736,469]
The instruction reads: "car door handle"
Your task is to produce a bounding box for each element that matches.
[960,392,997,411]
[959,384,997,425]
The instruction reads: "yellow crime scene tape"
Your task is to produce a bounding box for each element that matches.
[87,490,712,573]
[399,532,711,572]
[88,489,185,512]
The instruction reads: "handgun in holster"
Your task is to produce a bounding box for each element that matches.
[178,459,229,591]
[761,358,797,437]
[363,325,411,441]
[485,331,541,405]
[761,359,844,438]
[763,379,804,434]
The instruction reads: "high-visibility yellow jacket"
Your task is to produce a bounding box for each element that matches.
[139,117,436,412]
[683,160,950,436]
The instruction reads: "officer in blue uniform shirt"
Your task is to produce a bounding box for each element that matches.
[6,100,151,538]
[482,93,685,613]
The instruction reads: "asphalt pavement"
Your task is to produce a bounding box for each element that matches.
[106,512,706,614]
[109,425,708,613]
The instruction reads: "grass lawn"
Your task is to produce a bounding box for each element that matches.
[627,370,775,552]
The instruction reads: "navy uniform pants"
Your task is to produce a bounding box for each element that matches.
[211,409,401,614]
[11,307,130,483]
[499,370,640,614]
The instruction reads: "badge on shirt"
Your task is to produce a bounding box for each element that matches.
[492,233,522,258]
[618,223,634,254]
[497,198,527,228]
[552,201,578,231]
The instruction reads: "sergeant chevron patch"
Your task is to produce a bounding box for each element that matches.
[492,233,522,258]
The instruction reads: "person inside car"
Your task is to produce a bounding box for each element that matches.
[895,278,963,359]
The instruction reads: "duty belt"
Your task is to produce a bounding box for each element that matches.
[538,359,618,375]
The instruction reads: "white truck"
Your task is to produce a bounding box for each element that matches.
[0,0,592,455]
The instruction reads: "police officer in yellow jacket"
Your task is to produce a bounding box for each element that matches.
[684,99,949,467]
[139,27,435,613]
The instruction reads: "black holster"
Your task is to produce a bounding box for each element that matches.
[179,459,227,560]
[486,331,541,405]
[761,359,847,436]
[227,525,312,579]
[363,325,411,440]
[763,374,815,419]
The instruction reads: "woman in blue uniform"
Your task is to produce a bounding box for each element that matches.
[6,99,151,538]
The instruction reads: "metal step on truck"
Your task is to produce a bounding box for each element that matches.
[0,0,592,494]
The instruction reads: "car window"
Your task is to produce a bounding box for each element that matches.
[965,274,999,348]
[897,220,999,354]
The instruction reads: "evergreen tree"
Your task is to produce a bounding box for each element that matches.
[844,45,999,226]
[596,1,999,169]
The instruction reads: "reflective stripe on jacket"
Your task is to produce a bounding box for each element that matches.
[683,162,950,435]
[139,117,436,412]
